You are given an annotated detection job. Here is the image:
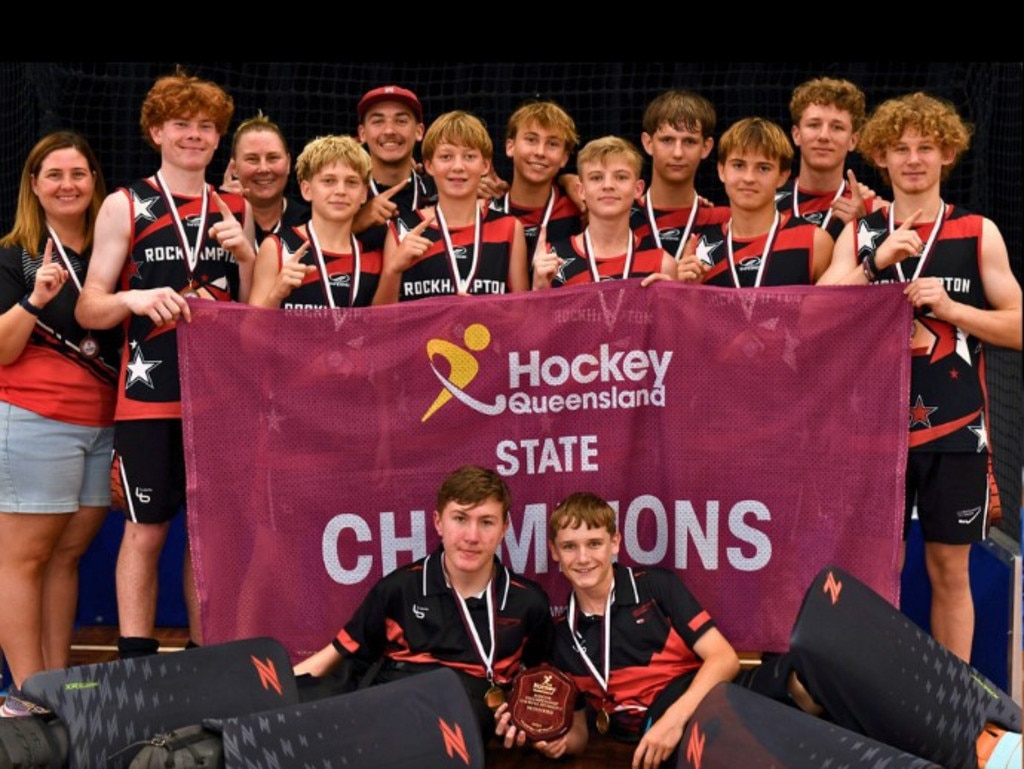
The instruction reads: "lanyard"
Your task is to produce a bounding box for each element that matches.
[445,554,498,683]
[792,178,845,231]
[502,187,556,260]
[725,210,781,288]
[888,200,945,283]
[306,223,361,308]
[645,192,700,261]
[567,581,615,696]
[434,203,482,294]
[582,229,634,283]
[154,171,210,285]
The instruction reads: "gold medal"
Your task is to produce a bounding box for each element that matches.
[485,685,505,710]
[79,334,99,359]
[596,709,610,735]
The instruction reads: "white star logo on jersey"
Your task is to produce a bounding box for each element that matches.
[695,235,721,267]
[281,242,303,264]
[125,343,162,389]
[131,189,159,223]
[856,220,887,258]
[968,412,988,452]
[555,257,577,283]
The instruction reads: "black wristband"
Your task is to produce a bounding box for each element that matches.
[864,250,880,278]
[18,294,42,317]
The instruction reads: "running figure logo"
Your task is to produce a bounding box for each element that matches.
[421,323,506,422]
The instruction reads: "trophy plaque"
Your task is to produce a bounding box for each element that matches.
[507,664,578,741]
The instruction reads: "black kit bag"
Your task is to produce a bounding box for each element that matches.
[0,715,68,769]
[676,682,940,769]
[789,565,1021,769]
[220,667,485,769]
[117,723,223,769]
[20,637,297,769]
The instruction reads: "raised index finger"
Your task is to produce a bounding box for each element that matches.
[286,240,309,263]
[211,189,237,222]
[536,225,550,253]
[42,237,54,265]
[411,211,436,236]
[847,169,863,201]
[898,208,924,230]
[377,177,409,201]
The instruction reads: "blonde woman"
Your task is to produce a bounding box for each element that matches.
[0,131,119,716]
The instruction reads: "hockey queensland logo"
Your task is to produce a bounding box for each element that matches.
[421,321,673,422]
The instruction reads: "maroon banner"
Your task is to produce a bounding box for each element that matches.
[179,281,912,661]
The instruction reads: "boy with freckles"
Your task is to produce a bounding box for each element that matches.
[75,69,256,658]
[817,91,1022,664]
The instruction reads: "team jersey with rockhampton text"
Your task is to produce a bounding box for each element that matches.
[115,178,245,420]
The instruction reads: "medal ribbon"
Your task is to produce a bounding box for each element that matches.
[888,199,945,283]
[503,187,555,261]
[445,553,499,684]
[43,225,108,364]
[45,226,83,293]
[792,178,845,231]
[583,229,634,283]
[154,171,210,286]
[645,192,700,261]
[370,170,423,211]
[434,202,482,295]
[306,223,361,308]
[568,580,614,702]
[725,210,781,288]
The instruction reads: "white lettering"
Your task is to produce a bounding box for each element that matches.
[674,500,719,569]
[323,514,373,584]
[502,503,550,574]
[727,501,772,571]
[622,494,668,564]
[316,497,773,591]
[494,435,599,475]
[379,510,428,574]
[507,346,673,390]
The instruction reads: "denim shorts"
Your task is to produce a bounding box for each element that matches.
[0,401,114,512]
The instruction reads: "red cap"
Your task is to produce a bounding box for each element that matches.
[357,85,423,123]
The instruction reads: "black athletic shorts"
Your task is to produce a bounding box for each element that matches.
[904,451,989,544]
[113,418,186,524]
